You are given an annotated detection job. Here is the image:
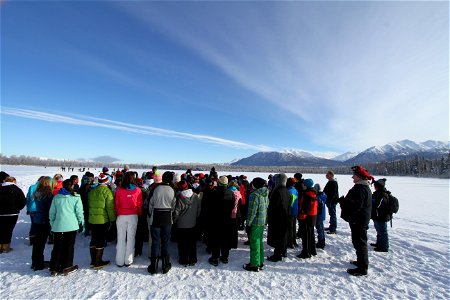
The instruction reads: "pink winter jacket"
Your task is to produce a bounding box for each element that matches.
[114,186,143,216]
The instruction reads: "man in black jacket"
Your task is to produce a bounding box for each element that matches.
[340,166,373,276]
[323,171,339,234]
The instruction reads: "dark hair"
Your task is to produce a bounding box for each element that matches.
[162,171,174,184]
[121,172,136,188]
[70,175,79,181]
[62,179,76,196]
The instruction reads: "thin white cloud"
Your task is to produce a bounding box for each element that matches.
[0,107,276,152]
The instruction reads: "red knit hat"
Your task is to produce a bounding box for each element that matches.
[351,166,374,181]
[177,180,189,191]
[98,173,109,184]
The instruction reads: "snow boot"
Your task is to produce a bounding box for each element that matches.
[2,243,12,253]
[93,248,110,269]
[62,265,79,276]
[347,267,368,276]
[147,257,158,275]
[0,244,3,254]
[162,256,172,274]
[316,239,326,249]
[243,263,259,272]
[89,246,96,267]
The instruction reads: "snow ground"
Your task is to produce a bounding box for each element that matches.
[0,165,449,299]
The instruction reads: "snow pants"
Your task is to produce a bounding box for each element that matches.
[116,215,138,266]
[249,225,264,267]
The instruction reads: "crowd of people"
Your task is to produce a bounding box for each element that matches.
[0,165,395,277]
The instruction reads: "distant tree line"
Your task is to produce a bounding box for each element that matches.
[1,153,448,178]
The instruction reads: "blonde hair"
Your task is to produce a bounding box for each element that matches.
[52,173,63,190]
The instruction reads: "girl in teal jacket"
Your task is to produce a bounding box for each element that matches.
[49,179,84,276]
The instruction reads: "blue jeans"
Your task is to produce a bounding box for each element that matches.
[373,220,389,250]
[326,203,337,232]
[150,225,171,259]
[316,219,325,241]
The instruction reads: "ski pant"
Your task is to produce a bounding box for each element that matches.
[299,216,317,256]
[50,230,77,272]
[177,227,198,265]
[90,223,109,248]
[116,215,138,266]
[0,215,19,244]
[249,225,264,267]
[32,223,51,268]
[350,223,369,270]
[373,220,389,250]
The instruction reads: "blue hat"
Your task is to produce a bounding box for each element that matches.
[303,178,314,189]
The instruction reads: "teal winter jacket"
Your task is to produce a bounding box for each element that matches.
[49,190,84,232]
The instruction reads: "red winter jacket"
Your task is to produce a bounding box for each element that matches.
[115,186,143,216]
[297,189,318,220]
[239,184,247,205]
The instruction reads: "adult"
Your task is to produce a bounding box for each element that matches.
[147,171,176,274]
[340,166,374,276]
[0,176,26,253]
[206,176,235,266]
[324,170,339,234]
[114,172,143,267]
[49,179,84,276]
[30,176,53,271]
[173,180,201,266]
[88,173,116,269]
[371,178,390,252]
[243,177,269,272]
[267,173,291,262]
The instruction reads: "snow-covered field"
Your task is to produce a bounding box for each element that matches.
[0,165,449,299]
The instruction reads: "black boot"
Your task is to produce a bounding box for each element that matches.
[89,246,96,267]
[94,248,110,269]
[162,256,172,274]
[316,239,325,249]
[147,257,158,275]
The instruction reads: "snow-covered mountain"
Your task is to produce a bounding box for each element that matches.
[346,140,449,164]
[231,140,448,167]
[332,151,359,162]
[231,151,339,167]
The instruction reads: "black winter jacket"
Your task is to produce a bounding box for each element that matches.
[0,183,26,215]
[371,189,391,222]
[324,180,339,204]
[340,182,372,227]
[267,186,291,248]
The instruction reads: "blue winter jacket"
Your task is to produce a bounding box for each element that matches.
[33,193,53,224]
[26,182,39,213]
[49,189,84,232]
[287,186,299,217]
[316,191,328,222]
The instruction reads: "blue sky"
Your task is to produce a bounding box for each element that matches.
[1,0,448,164]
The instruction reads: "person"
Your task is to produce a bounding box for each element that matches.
[198,177,216,253]
[340,166,374,276]
[267,173,291,262]
[49,179,84,276]
[26,176,44,246]
[79,172,95,236]
[147,171,176,274]
[243,177,269,272]
[324,170,339,234]
[51,174,64,195]
[134,178,149,257]
[88,173,116,269]
[206,176,234,266]
[228,179,242,249]
[297,179,318,259]
[31,176,54,271]
[286,178,298,248]
[114,172,143,267]
[173,180,201,266]
[0,176,26,253]
[70,175,80,193]
[314,183,327,249]
[371,178,390,252]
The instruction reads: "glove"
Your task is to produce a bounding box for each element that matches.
[78,223,84,233]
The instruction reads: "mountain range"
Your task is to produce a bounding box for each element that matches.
[231,140,449,167]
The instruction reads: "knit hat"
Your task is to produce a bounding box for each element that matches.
[153,173,162,183]
[352,166,374,181]
[374,178,387,188]
[218,176,228,186]
[177,180,189,191]
[252,177,265,189]
[98,173,109,184]
[162,171,174,184]
[314,183,322,192]
[303,178,314,189]
[0,171,10,183]
[102,167,109,173]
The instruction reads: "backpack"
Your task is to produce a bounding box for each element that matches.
[388,192,399,215]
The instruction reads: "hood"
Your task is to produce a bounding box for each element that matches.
[178,189,194,202]
[253,186,269,198]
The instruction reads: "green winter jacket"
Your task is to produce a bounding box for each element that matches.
[49,193,84,232]
[88,184,116,224]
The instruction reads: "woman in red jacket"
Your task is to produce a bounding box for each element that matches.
[114,172,143,267]
[297,178,318,259]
